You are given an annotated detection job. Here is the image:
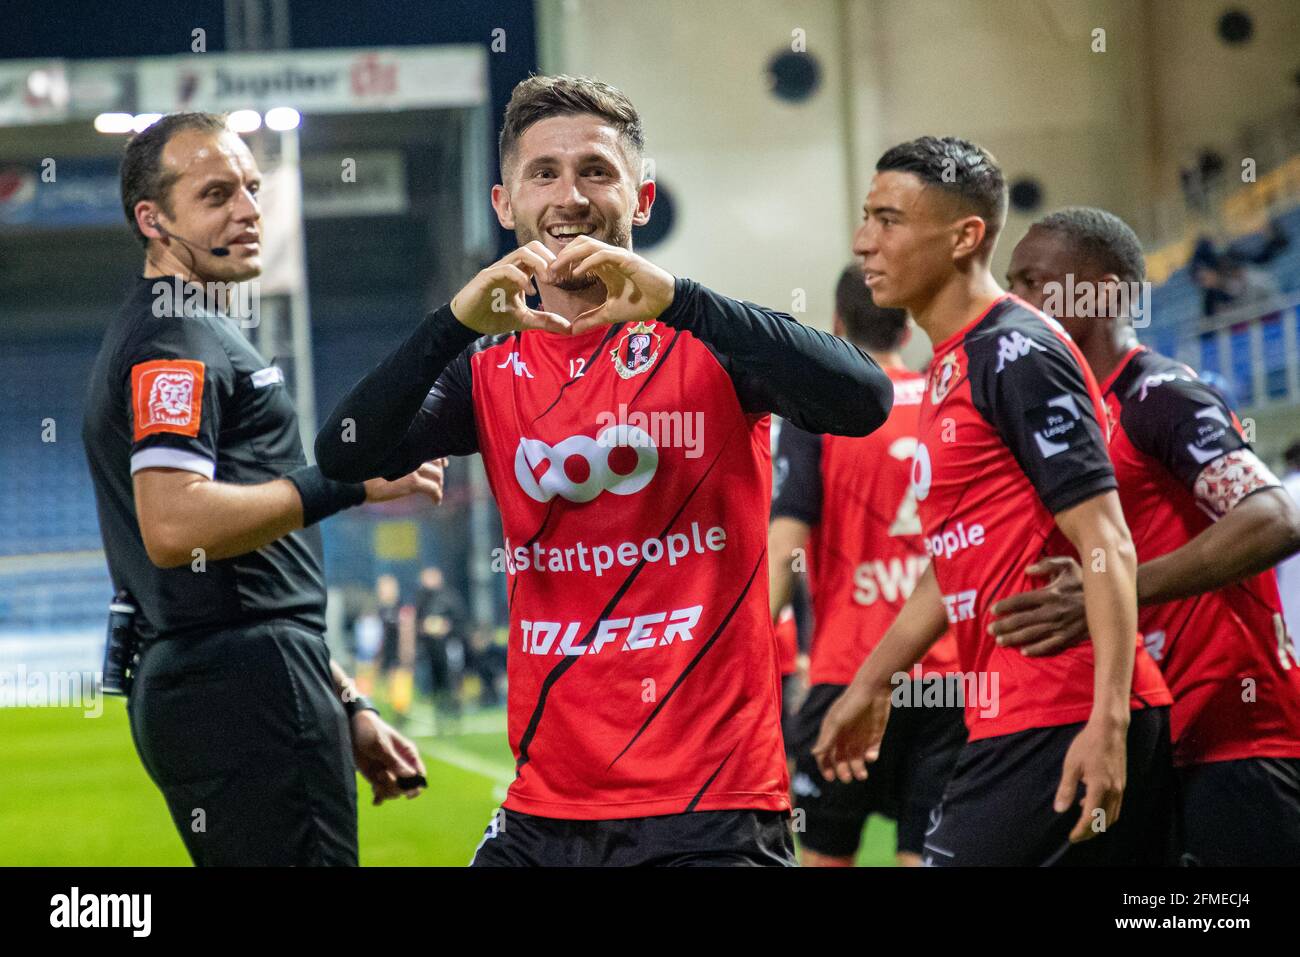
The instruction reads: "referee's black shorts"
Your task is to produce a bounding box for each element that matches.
[127,619,358,866]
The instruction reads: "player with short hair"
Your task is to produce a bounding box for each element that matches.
[812,137,1173,866]
[770,264,964,866]
[997,206,1300,865]
[316,75,893,866]
[83,111,435,865]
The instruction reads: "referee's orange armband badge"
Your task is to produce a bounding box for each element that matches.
[131,359,206,441]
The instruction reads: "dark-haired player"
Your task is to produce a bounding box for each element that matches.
[996,206,1300,865]
[813,137,1173,866]
[771,264,964,866]
[83,112,433,866]
[316,75,892,866]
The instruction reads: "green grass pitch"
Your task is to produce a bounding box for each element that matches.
[0,699,896,866]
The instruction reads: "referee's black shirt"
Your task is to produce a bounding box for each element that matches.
[82,276,328,642]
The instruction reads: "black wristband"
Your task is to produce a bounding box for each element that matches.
[343,692,379,720]
[286,464,366,527]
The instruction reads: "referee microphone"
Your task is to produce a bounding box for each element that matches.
[150,217,230,257]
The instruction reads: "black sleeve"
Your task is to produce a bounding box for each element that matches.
[656,277,892,437]
[967,325,1117,514]
[315,305,482,483]
[770,420,823,525]
[1121,373,1248,491]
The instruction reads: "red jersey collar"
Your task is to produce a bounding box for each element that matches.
[931,293,1013,355]
[1099,344,1147,395]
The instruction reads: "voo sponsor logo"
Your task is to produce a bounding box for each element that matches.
[515,425,657,503]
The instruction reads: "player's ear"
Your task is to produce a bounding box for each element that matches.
[135,201,166,242]
[951,215,988,261]
[632,179,655,227]
[490,184,514,230]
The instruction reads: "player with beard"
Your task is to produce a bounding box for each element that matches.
[996,206,1300,865]
[812,137,1172,866]
[316,75,893,866]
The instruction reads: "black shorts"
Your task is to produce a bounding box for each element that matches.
[1177,757,1300,866]
[469,808,797,867]
[788,682,967,858]
[922,705,1174,866]
[127,619,358,866]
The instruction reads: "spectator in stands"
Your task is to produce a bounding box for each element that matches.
[1279,441,1300,658]
[1191,219,1290,317]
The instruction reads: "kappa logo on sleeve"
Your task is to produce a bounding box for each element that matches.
[132,360,205,440]
[994,331,1047,372]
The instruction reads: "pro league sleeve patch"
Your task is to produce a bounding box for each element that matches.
[131,359,205,441]
[1024,392,1085,459]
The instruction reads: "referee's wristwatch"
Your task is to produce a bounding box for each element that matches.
[342,690,380,720]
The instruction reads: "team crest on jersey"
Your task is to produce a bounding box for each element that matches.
[610,322,662,379]
[930,352,962,403]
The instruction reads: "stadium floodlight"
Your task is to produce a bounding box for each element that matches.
[264,107,301,131]
[93,112,134,134]
[132,113,162,133]
[227,109,262,133]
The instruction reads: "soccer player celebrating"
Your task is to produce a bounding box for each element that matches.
[770,265,965,866]
[996,206,1300,865]
[812,137,1173,866]
[315,75,892,866]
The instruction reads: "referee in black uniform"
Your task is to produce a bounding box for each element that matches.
[82,112,438,866]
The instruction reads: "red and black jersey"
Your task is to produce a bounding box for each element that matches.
[916,295,1170,740]
[317,278,892,820]
[1101,346,1300,766]
[773,366,959,685]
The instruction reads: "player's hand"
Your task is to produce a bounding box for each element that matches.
[450,241,571,336]
[988,556,1088,656]
[547,236,676,335]
[363,458,447,506]
[350,710,428,806]
[810,679,892,784]
[1055,715,1127,843]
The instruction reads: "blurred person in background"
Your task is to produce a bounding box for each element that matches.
[771,264,964,866]
[82,111,439,865]
[415,565,467,731]
[376,574,402,678]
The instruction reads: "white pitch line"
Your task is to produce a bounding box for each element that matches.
[411,734,516,787]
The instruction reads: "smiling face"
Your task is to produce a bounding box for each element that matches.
[492,113,653,290]
[145,127,263,282]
